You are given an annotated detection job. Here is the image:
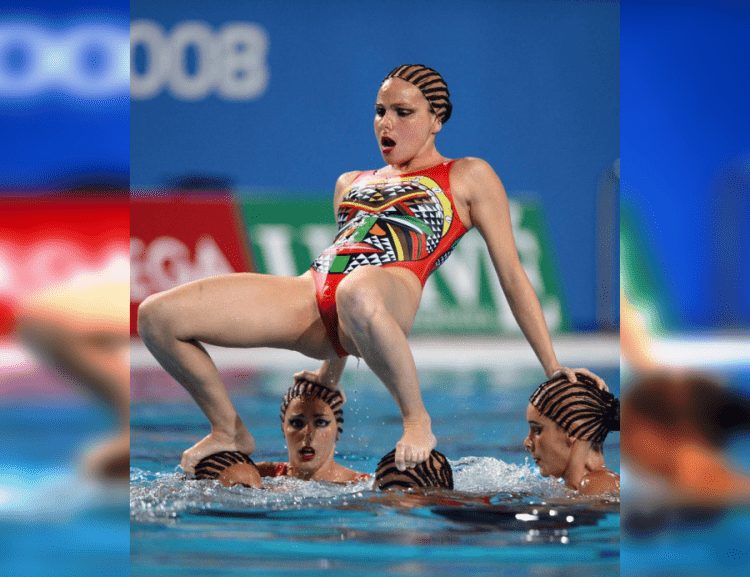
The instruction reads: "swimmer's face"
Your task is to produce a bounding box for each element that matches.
[524,404,573,478]
[283,396,338,478]
[375,77,442,166]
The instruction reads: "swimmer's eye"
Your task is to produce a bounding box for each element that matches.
[530,425,542,436]
[315,418,331,428]
[397,108,413,117]
[288,418,305,429]
[375,105,385,117]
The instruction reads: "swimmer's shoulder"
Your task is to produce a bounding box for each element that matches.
[334,170,366,206]
[451,157,499,179]
[333,463,371,484]
[335,170,365,191]
[579,468,620,496]
[255,461,288,478]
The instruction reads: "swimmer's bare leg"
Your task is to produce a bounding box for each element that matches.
[16,316,131,480]
[138,273,332,474]
[336,267,435,471]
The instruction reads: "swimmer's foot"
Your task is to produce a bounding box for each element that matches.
[395,416,437,472]
[180,424,255,476]
[82,432,130,481]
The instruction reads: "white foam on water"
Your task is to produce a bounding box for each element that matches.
[130,457,580,524]
[451,456,568,498]
[129,468,373,524]
[0,468,128,521]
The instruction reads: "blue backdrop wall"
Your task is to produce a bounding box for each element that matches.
[131,0,620,331]
[621,0,750,329]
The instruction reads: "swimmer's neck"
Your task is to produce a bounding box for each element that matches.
[381,150,448,175]
[563,444,606,490]
[287,458,338,482]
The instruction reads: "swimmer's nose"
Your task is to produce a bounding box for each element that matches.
[523,436,532,451]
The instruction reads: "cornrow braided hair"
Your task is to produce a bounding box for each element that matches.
[279,379,345,439]
[529,373,620,446]
[194,451,256,480]
[383,64,452,124]
[375,449,454,491]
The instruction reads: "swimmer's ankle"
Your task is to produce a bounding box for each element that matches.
[402,411,431,427]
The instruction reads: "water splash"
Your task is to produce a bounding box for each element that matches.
[129,468,373,524]
[452,456,568,498]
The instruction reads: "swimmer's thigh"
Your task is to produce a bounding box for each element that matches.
[145,273,331,357]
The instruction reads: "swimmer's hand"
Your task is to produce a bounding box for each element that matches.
[550,367,608,391]
[294,359,347,401]
[180,429,256,475]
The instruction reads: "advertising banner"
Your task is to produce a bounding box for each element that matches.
[130,195,253,334]
[240,198,567,335]
[0,198,128,335]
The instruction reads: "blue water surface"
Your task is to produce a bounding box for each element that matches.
[0,399,129,577]
[131,365,620,577]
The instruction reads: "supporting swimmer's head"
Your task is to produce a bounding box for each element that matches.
[529,373,619,450]
[280,379,345,478]
[194,451,261,488]
[375,449,454,491]
[383,64,452,124]
[280,380,344,439]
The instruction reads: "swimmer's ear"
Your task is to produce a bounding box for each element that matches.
[431,116,443,135]
[566,435,578,447]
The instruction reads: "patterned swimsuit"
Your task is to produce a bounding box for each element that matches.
[310,160,467,356]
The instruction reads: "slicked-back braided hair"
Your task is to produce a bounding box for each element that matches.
[280,379,345,440]
[194,451,256,480]
[529,373,620,450]
[383,64,452,124]
[375,449,454,491]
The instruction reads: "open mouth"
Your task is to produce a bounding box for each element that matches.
[381,136,396,149]
[299,447,316,461]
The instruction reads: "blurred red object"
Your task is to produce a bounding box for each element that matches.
[0,197,128,336]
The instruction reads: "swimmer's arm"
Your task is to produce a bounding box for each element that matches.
[295,357,347,390]
[291,172,359,392]
[620,287,658,371]
[457,158,561,377]
[255,461,283,477]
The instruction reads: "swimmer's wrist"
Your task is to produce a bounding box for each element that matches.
[210,415,246,438]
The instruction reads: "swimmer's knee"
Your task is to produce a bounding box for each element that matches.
[137,293,174,340]
[336,278,383,327]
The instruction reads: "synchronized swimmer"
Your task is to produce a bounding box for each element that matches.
[525,373,620,496]
[193,379,369,488]
[138,63,606,476]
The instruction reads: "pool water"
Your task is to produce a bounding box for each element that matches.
[0,394,129,577]
[131,365,620,577]
[621,365,750,577]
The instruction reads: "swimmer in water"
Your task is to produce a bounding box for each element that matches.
[524,373,620,496]
[193,379,369,488]
[138,63,605,474]
[622,370,750,505]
